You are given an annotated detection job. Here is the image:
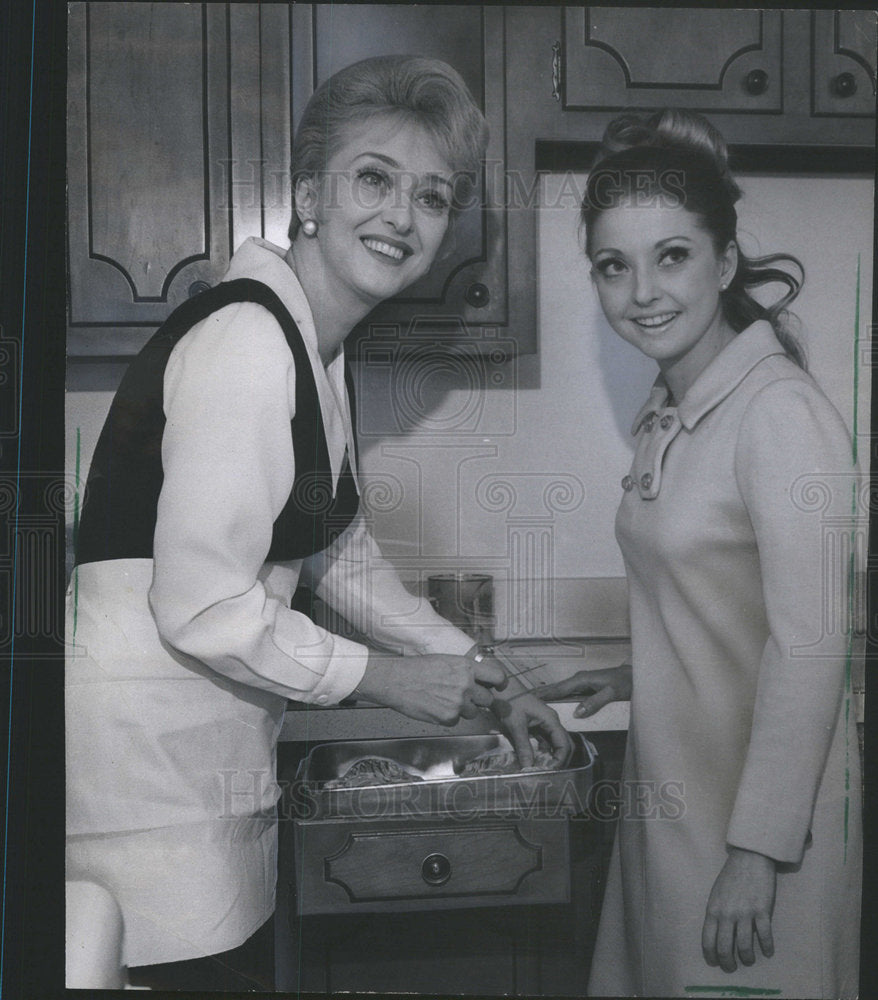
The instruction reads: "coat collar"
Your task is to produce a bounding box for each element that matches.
[631,321,787,435]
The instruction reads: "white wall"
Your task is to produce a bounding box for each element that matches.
[356,173,872,620]
[66,173,873,637]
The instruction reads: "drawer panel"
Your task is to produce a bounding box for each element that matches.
[292,818,570,914]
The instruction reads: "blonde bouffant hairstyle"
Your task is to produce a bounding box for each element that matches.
[288,55,489,242]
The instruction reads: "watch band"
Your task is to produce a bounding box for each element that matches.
[464,642,495,663]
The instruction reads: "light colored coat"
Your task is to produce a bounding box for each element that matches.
[65,239,473,966]
[589,322,862,998]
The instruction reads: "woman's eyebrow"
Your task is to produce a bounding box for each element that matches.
[352,152,453,189]
[592,236,694,255]
[352,151,400,167]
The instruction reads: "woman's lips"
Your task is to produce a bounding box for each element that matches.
[631,312,678,329]
[361,236,412,263]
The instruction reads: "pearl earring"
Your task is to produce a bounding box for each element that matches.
[301,219,318,237]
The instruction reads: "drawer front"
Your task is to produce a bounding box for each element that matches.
[292,818,570,914]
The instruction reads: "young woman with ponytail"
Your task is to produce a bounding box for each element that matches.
[539,109,861,997]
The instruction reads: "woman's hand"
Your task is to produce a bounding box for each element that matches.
[354,651,507,726]
[535,663,632,718]
[490,687,573,769]
[702,847,777,973]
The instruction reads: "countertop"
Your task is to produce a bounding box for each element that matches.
[281,637,632,742]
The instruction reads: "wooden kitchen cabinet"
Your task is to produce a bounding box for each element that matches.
[562,8,784,115]
[67,2,293,356]
[66,3,229,347]
[67,5,875,359]
[274,732,625,995]
[507,6,876,152]
[276,816,604,996]
[67,3,534,357]
[812,10,878,119]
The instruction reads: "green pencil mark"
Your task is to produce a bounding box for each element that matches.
[844,794,850,860]
[685,987,781,997]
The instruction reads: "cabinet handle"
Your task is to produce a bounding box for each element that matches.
[188,280,211,298]
[421,853,452,886]
[744,69,769,96]
[465,282,491,308]
[832,72,858,98]
[551,41,561,102]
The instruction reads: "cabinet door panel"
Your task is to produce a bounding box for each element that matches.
[228,5,293,251]
[67,3,230,327]
[812,10,877,118]
[563,7,782,113]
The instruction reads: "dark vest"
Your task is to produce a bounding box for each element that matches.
[75,278,361,567]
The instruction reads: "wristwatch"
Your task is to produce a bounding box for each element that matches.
[464,642,495,663]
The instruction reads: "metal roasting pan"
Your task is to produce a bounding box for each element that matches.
[293,733,598,820]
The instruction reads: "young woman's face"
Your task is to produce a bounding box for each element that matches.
[303,115,454,308]
[588,201,737,376]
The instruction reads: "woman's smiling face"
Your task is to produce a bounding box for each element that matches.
[303,115,454,308]
[587,201,738,389]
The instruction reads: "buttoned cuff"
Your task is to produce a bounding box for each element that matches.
[414,623,477,657]
[297,632,369,706]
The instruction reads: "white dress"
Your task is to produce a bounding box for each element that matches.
[65,238,473,966]
[588,322,862,998]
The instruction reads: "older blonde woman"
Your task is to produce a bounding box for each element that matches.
[67,55,570,990]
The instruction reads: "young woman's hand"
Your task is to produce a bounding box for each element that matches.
[702,847,777,973]
[490,686,573,768]
[354,651,507,726]
[535,663,632,718]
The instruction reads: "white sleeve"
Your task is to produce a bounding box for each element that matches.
[300,513,475,657]
[148,301,368,703]
[726,376,852,863]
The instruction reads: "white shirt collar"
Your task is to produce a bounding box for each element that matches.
[223,237,358,494]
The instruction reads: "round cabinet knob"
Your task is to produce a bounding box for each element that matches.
[188,280,211,298]
[465,282,490,309]
[421,853,452,886]
[744,69,769,96]
[832,72,858,98]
